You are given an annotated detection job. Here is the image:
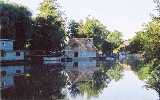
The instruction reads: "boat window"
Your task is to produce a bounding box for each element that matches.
[2,42,5,46]
[1,71,7,76]
[73,62,78,67]
[74,52,78,57]
[0,50,6,57]
[16,52,20,56]
[16,70,21,74]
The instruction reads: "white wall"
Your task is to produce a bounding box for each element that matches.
[65,50,96,58]
[0,51,24,61]
[79,51,96,57]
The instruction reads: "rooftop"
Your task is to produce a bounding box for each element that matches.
[67,38,97,51]
[0,39,15,41]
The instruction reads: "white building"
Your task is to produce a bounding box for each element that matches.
[0,39,24,61]
[64,38,97,60]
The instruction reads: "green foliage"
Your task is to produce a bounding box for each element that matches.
[31,17,65,51]
[147,64,160,95]
[137,64,152,80]
[106,62,123,81]
[68,17,113,51]
[126,35,144,53]
[101,41,113,55]
[79,70,109,98]
[38,0,59,18]
[31,0,66,51]
[127,19,160,95]
[81,17,109,50]
[128,19,160,60]
[135,58,160,96]
[68,20,82,38]
[68,17,123,53]
[107,30,123,48]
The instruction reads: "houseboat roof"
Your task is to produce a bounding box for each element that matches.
[0,39,15,41]
[67,38,97,51]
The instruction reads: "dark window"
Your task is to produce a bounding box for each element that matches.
[2,82,5,87]
[16,52,20,56]
[0,51,6,57]
[74,52,78,57]
[16,70,21,74]
[1,71,6,76]
[2,42,5,46]
[73,62,78,67]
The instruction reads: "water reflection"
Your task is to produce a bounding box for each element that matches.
[90,71,158,100]
[1,60,159,100]
[1,64,67,100]
[1,66,25,89]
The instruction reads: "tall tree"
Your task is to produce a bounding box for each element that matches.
[31,0,66,52]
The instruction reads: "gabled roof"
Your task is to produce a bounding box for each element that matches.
[67,38,97,51]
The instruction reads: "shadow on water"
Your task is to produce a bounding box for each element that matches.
[1,58,159,100]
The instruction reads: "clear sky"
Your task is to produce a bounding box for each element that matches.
[9,0,155,39]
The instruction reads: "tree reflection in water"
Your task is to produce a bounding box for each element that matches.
[146,65,160,98]
[67,61,124,99]
[126,55,160,99]
[1,61,124,100]
[2,64,68,100]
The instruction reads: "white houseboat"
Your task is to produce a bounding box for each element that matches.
[64,38,97,60]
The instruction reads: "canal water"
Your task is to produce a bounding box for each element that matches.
[1,60,159,100]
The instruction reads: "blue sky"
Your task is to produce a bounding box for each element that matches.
[9,0,155,39]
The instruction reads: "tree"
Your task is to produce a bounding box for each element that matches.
[80,17,110,50]
[127,19,160,60]
[153,0,160,16]
[107,30,123,49]
[31,0,66,52]
[147,63,160,97]
[126,32,144,53]
[0,2,32,49]
[101,40,113,55]
[68,20,82,38]
[68,17,121,53]
[129,1,160,96]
